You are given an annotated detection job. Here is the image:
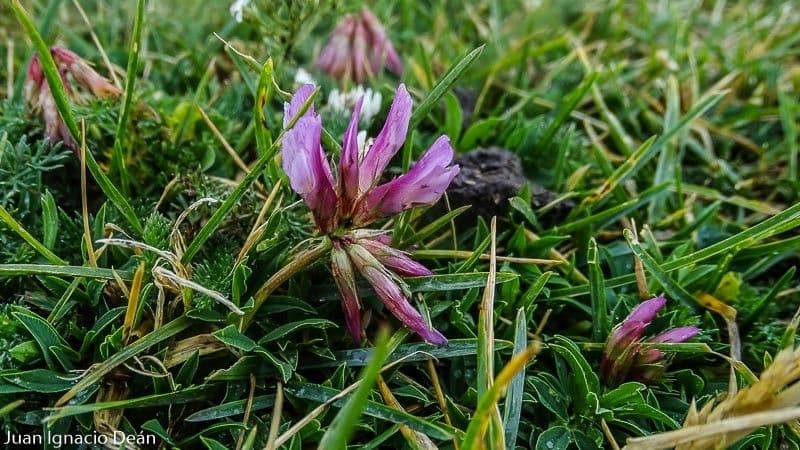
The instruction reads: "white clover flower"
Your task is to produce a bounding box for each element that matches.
[294,68,317,86]
[327,86,383,125]
[230,0,251,23]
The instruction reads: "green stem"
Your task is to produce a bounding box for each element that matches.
[240,238,332,330]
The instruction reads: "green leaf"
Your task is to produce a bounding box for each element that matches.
[201,437,229,450]
[0,205,67,265]
[443,91,463,142]
[600,382,646,408]
[176,351,200,388]
[410,45,485,130]
[11,307,71,371]
[509,196,539,228]
[0,369,76,393]
[549,335,599,415]
[0,264,131,280]
[401,205,471,246]
[554,183,668,234]
[538,72,598,151]
[551,201,800,298]
[319,331,392,449]
[302,338,513,369]
[459,117,502,150]
[528,374,568,420]
[109,0,145,188]
[624,229,699,310]
[41,190,58,250]
[405,272,518,291]
[535,425,572,450]
[503,308,528,449]
[743,266,795,328]
[587,238,609,341]
[185,395,276,422]
[212,325,257,351]
[258,318,338,344]
[45,386,215,421]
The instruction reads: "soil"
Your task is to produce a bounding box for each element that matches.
[446,147,573,224]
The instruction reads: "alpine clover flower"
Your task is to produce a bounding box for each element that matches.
[317,8,403,83]
[600,295,699,385]
[25,47,120,150]
[282,83,458,345]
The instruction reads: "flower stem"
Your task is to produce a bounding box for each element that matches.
[239,237,332,331]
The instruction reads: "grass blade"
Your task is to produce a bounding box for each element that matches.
[0,205,67,265]
[109,0,145,189]
[409,45,485,130]
[462,342,541,449]
[502,307,528,450]
[587,238,608,341]
[318,330,392,449]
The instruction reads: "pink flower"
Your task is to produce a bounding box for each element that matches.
[600,296,699,385]
[317,8,403,83]
[50,47,121,98]
[281,83,458,345]
[24,47,120,150]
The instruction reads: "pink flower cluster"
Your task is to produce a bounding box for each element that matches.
[25,47,120,150]
[601,295,699,385]
[318,8,403,83]
[282,84,458,345]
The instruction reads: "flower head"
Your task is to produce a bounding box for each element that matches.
[24,47,120,150]
[49,47,121,98]
[600,295,699,385]
[317,8,403,83]
[230,0,251,22]
[281,83,458,345]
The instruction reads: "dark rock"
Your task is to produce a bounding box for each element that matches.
[446,147,573,223]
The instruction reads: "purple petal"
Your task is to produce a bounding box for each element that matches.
[358,84,412,193]
[356,136,458,224]
[651,326,699,344]
[351,20,370,83]
[339,98,363,215]
[606,320,647,357]
[281,113,337,231]
[318,17,356,81]
[283,84,317,127]
[331,244,362,345]
[25,55,44,104]
[361,9,403,75]
[626,295,667,324]
[346,243,447,345]
[356,238,433,277]
[383,42,404,75]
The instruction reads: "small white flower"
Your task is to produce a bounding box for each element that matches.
[357,130,375,159]
[230,0,251,23]
[294,68,316,86]
[327,85,383,125]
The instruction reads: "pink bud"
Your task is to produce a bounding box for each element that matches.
[355,237,433,277]
[346,243,446,345]
[331,244,363,345]
[51,47,120,98]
